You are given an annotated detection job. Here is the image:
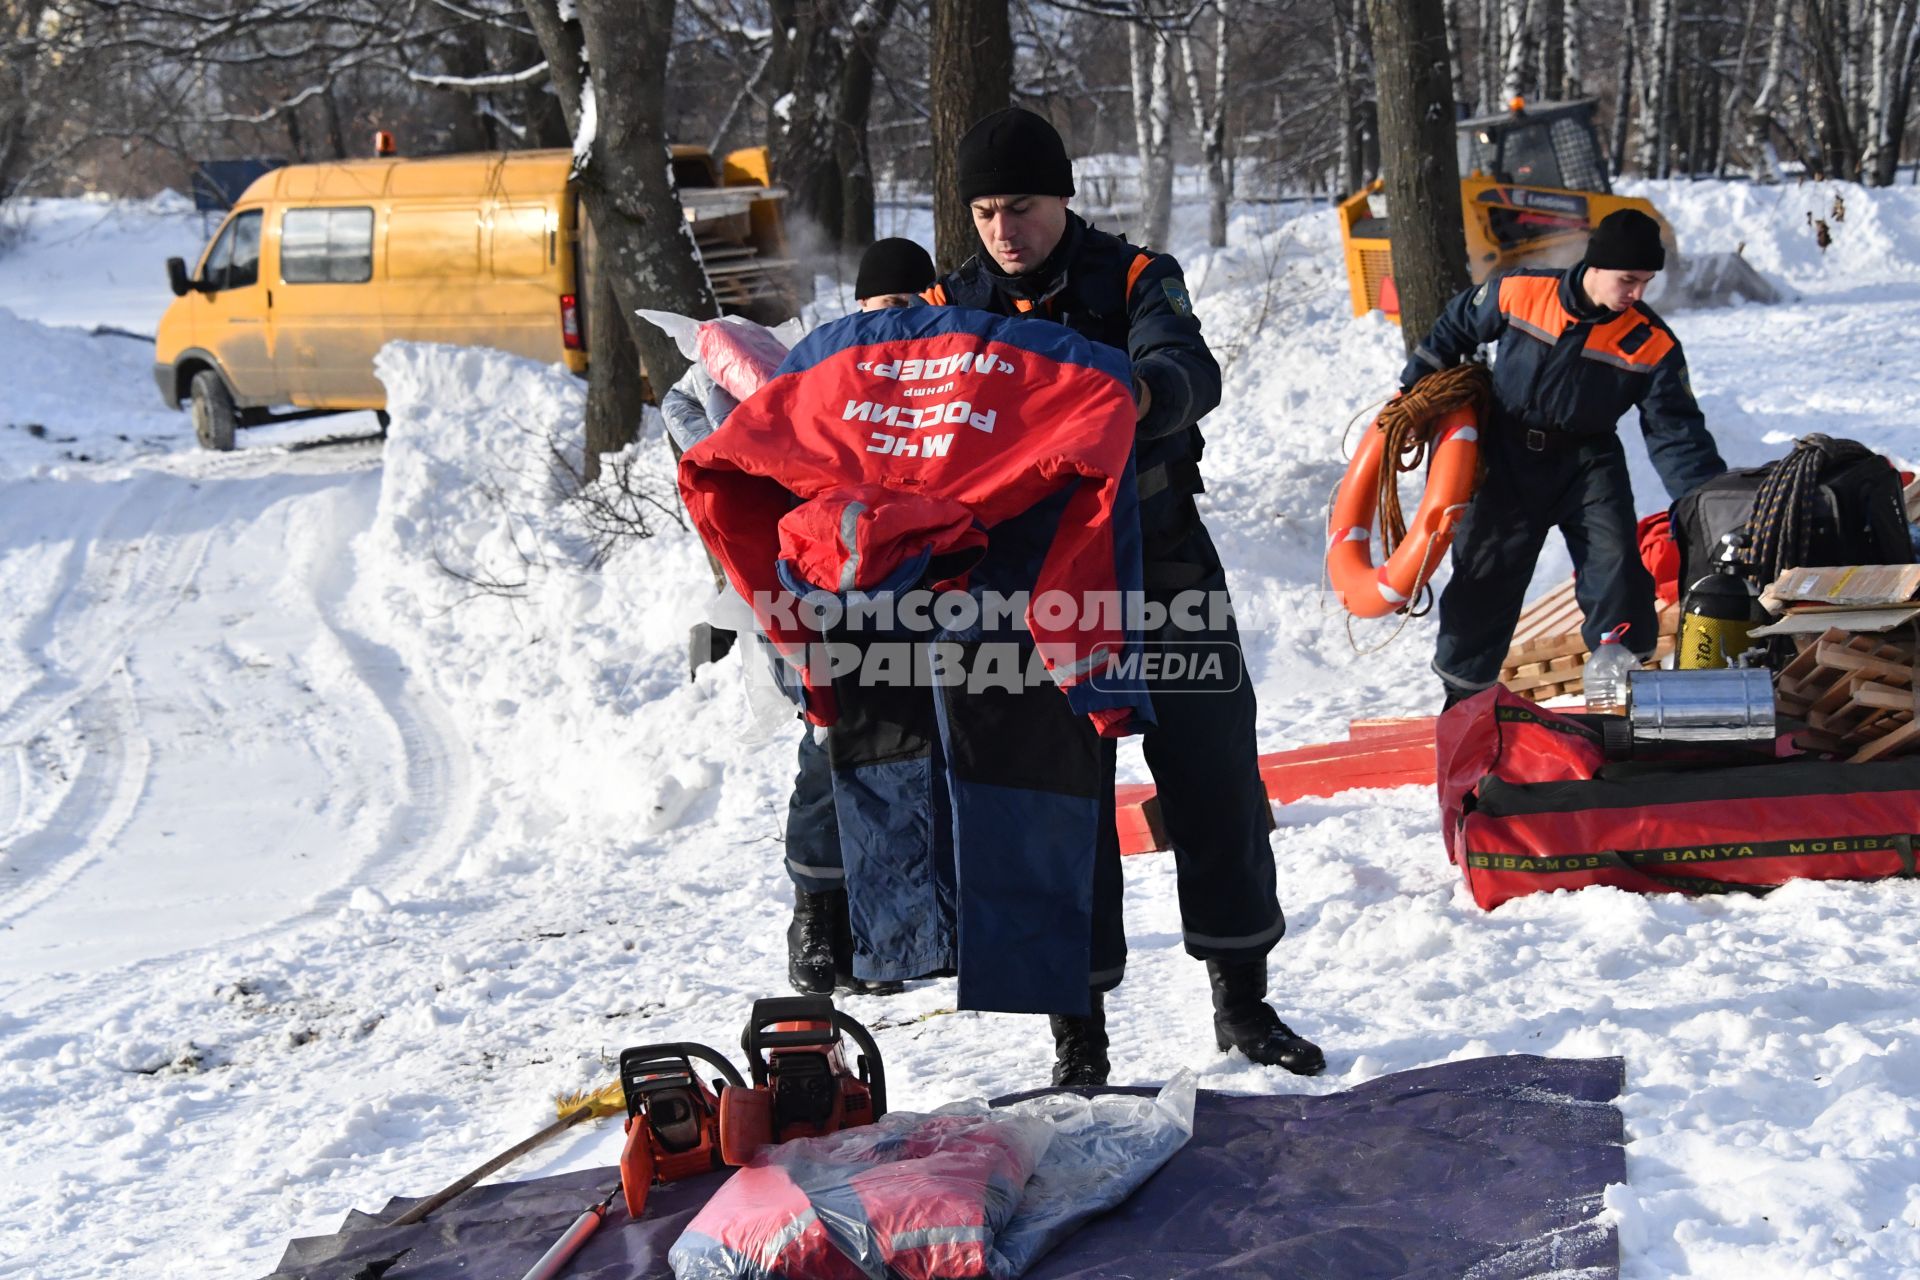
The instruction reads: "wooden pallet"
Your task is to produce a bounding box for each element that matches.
[1498,579,1680,702]
[1775,626,1920,761]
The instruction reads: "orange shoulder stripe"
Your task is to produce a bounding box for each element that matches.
[1581,308,1676,371]
[1126,251,1154,298]
[922,282,949,306]
[1497,275,1573,344]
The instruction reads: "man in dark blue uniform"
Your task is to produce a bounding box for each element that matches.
[925,108,1324,1086]
[1403,209,1726,707]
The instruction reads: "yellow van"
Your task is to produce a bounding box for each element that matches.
[155,146,789,450]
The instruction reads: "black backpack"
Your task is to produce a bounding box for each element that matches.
[1670,435,1913,593]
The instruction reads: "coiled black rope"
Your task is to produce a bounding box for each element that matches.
[1744,434,1874,584]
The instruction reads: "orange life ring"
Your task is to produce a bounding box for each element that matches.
[1327,405,1481,619]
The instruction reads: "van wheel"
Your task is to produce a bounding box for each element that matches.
[190,371,237,452]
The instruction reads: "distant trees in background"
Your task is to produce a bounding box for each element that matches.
[9,1,1920,235]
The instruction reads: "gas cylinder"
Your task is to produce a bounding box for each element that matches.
[1677,533,1760,670]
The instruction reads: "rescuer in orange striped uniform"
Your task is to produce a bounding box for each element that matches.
[1401,209,1726,708]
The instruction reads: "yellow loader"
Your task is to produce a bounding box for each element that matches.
[1339,99,1778,317]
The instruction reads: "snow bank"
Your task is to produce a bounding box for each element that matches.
[1627,176,1920,291]
[0,306,188,475]
[352,341,787,868]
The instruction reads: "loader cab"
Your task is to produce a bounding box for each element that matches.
[1458,99,1612,195]
[1452,99,1631,267]
[1337,96,1679,316]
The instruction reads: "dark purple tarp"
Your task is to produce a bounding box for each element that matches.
[262,1054,1623,1280]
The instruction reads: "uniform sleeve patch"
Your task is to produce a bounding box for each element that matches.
[1473,282,1490,307]
[1161,279,1193,317]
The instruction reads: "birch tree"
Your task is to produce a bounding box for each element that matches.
[1128,10,1177,248]
[1180,0,1232,247]
[1635,0,1675,176]
[1500,0,1535,101]
[1562,0,1582,95]
[1863,0,1920,184]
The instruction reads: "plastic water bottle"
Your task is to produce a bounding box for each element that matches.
[1583,623,1635,714]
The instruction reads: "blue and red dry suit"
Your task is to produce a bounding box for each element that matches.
[1403,264,1726,695]
[680,306,1153,1015]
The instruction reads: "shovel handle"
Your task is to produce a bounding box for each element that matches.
[388,1104,595,1227]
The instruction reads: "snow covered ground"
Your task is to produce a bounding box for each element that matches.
[3,179,1920,1279]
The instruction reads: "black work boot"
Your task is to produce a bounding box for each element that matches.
[831,893,903,997]
[787,890,839,995]
[1048,990,1110,1087]
[1207,959,1326,1076]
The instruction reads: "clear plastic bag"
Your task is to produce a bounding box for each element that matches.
[987,1070,1198,1278]
[636,310,797,403]
[667,1072,1197,1280]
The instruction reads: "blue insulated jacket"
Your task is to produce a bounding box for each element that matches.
[1402,265,1725,501]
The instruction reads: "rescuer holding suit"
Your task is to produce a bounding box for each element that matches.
[924,108,1325,1086]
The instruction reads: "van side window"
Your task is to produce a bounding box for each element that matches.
[198,218,234,288]
[282,207,375,284]
[196,209,262,291]
[227,211,262,289]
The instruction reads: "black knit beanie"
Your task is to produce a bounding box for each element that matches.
[854,237,936,300]
[957,107,1075,203]
[1585,209,1666,271]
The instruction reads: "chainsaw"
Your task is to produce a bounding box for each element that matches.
[717,995,888,1165]
[615,1041,744,1219]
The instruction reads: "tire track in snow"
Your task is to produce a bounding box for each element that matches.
[0,446,479,1015]
[298,509,481,908]
[0,666,150,928]
[0,474,212,893]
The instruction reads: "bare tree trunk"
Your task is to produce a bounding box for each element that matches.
[1477,0,1501,111]
[324,86,349,159]
[1537,0,1563,98]
[1866,0,1920,183]
[283,104,307,163]
[1368,0,1471,352]
[835,0,900,252]
[584,263,645,471]
[521,0,717,479]
[1879,7,1920,183]
[510,23,573,149]
[1563,0,1583,93]
[1612,12,1637,175]
[1716,0,1762,174]
[1500,0,1535,101]
[1445,0,1469,105]
[439,17,499,152]
[1129,13,1176,247]
[930,0,1011,270]
[1181,0,1232,247]
[1747,0,1793,177]
[1332,1,1366,190]
[1807,0,1866,178]
[765,1,857,255]
[1636,0,1673,175]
